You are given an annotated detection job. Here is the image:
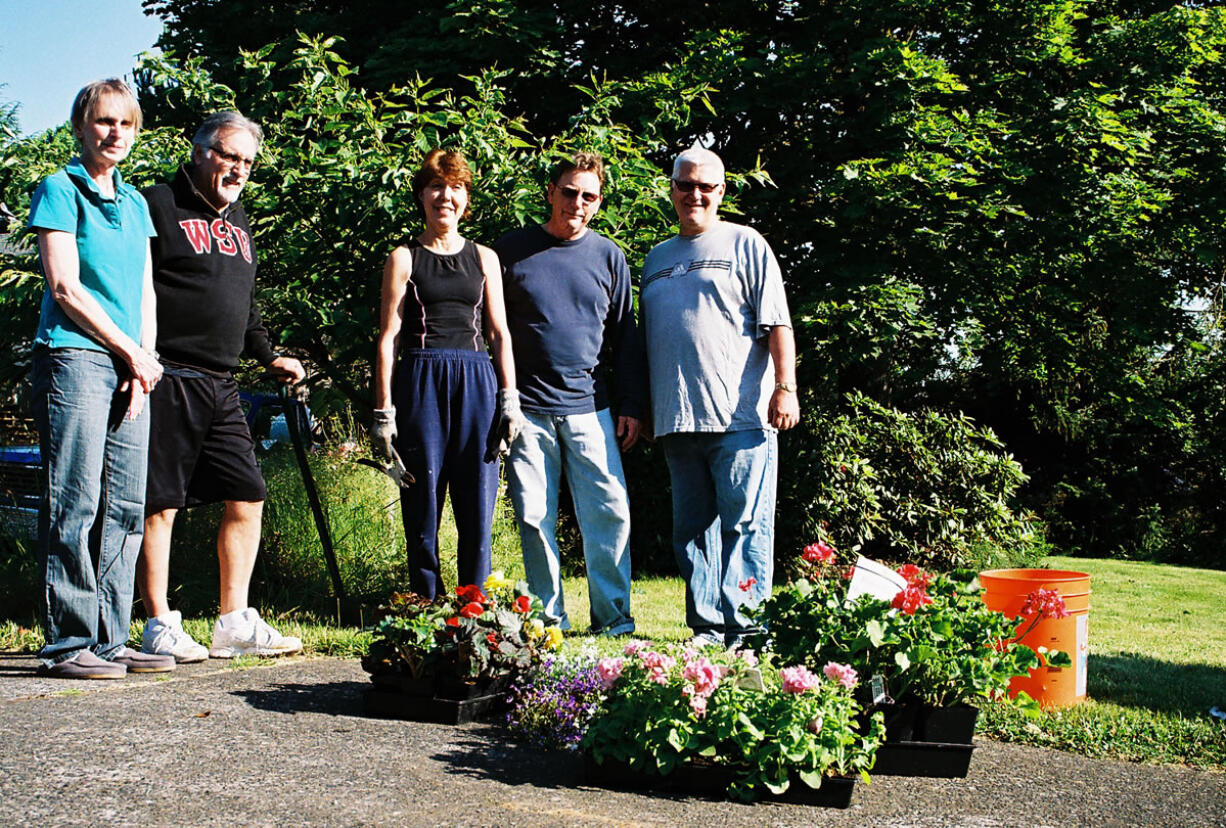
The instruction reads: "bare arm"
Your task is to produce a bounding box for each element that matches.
[38,228,162,391]
[479,244,516,392]
[374,246,410,409]
[140,241,156,351]
[767,324,799,431]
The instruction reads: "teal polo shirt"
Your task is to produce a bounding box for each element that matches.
[28,157,157,352]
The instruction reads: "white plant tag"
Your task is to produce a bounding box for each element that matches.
[846,556,908,603]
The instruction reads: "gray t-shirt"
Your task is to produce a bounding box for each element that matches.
[641,221,791,437]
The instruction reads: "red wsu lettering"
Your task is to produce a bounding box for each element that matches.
[211,219,238,256]
[177,218,252,263]
[179,219,211,254]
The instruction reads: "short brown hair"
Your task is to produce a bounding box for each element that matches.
[412,148,473,220]
[71,79,142,136]
[549,152,605,189]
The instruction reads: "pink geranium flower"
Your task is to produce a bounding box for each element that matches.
[822,661,858,689]
[641,650,676,685]
[682,657,722,697]
[1020,587,1070,619]
[596,657,625,689]
[780,664,821,694]
[623,639,650,657]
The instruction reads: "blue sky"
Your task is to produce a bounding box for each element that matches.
[0,0,164,135]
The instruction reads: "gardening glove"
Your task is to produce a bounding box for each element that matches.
[485,388,526,462]
[370,407,397,461]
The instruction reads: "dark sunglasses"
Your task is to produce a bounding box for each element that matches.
[556,184,601,204]
[672,179,720,194]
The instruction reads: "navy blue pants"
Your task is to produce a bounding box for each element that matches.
[392,349,498,598]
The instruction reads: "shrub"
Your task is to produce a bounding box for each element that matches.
[779,392,1045,572]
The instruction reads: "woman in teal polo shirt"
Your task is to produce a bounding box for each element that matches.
[28,79,173,679]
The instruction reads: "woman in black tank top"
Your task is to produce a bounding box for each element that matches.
[370,149,522,598]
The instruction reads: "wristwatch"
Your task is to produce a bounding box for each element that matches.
[775,381,797,393]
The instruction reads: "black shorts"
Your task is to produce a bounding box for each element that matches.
[145,367,267,514]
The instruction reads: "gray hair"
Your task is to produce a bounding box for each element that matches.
[672,146,725,180]
[192,111,264,152]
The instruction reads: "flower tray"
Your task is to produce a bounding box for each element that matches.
[866,701,979,745]
[362,686,506,725]
[870,740,975,778]
[583,754,856,808]
[362,674,512,725]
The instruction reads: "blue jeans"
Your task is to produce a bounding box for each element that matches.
[31,348,150,665]
[662,429,777,643]
[506,409,634,634]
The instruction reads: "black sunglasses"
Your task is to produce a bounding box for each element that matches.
[556,184,601,204]
[672,178,720,194]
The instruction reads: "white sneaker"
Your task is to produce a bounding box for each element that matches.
[142,611,209,663]
[209,608,303,658]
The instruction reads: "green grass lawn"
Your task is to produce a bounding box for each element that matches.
[978,555,1226,769]
[3,554,1223,770]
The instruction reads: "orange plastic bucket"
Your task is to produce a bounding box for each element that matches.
[979,568,1090,709]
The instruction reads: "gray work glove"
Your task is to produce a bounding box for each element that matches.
[486,388,526,462]
[370,407,397,460]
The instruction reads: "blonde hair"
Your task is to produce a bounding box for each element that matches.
[71,79,142,136]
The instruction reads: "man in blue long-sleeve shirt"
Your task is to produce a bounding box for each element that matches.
[494,153,646,635]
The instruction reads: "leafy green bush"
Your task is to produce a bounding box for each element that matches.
[779,393,1045,572]
[0,522,37,620]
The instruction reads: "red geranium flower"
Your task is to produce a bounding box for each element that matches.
[896,564,931,588]
[455,584,487,605]
[738,577,757,592]
[445,617,459,627]
[802,541,836,564]
[486,632,499,645]
[891,584,933,615]
[459,601,484,619]
[513,595,531,614]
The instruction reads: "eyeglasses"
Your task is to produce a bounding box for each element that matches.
[672,179,720,194]
[556,184,600,204]
[209,144,257,172]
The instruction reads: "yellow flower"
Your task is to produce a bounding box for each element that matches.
[483,570,514,594]
[544,626,564,650]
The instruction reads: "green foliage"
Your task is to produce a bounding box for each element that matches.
[582,645,882,801]
[783,393,1044,571]
[752,552,1046,707]
[12,0,1226,563]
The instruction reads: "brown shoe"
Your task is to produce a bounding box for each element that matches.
[110,647,176,673]
[36,650,126,680]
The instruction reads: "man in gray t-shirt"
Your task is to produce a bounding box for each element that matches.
[641,147,799,648]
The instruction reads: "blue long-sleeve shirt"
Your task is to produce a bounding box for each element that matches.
[494,225,647,420]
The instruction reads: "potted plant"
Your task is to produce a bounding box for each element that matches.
[361,571,562,722]
[750,544,1069,759]
[581,640,883,805]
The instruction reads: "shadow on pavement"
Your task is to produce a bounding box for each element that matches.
[232,679,369,716]
[0,653,39,677]
[430,729,591,790]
